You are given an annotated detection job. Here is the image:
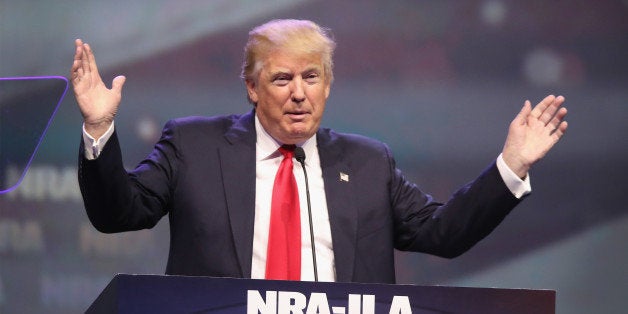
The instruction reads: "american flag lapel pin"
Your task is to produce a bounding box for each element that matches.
[339,172,349,182]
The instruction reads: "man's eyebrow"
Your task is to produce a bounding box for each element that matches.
[302,66,322,74]
[269,70,292,78]
[267,65,322,78]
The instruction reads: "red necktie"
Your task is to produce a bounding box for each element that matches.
[265,145,301,280]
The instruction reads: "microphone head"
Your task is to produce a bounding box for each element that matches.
[294,146,306,163]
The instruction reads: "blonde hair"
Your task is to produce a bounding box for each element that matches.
[241,19,336,84]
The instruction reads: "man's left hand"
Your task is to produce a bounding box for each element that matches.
[502,95,568,179]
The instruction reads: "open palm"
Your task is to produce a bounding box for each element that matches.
[70,39,126,139]
[502,95,568,178]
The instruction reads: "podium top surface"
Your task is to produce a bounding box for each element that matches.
[87,274,555,314]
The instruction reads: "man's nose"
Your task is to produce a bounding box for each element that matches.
[290,78,306,103]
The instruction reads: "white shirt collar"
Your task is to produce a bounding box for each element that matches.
[254,114,318,165]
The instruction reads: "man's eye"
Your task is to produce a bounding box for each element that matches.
[272,78,289,86]
[273,79,288,86]
[305,73,320,83]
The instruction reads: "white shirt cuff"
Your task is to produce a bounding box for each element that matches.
[82,122,115,160]
[496,153,531,199]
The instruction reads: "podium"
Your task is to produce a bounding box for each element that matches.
[86,274,554,313]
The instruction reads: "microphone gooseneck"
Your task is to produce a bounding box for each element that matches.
[294,146,318,282]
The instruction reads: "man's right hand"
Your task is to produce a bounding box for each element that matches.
[70,39,126,140]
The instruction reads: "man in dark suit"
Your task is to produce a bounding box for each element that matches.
[71,19,568,284]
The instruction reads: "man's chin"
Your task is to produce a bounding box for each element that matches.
[284,129,315,144]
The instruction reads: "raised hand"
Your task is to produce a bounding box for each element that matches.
[502,95,568,178]
[70,39,126,139]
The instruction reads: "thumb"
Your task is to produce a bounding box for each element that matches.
[514,100,531,125]
[111,75,126,93]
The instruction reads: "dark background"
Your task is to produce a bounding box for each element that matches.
[1,1,626,313]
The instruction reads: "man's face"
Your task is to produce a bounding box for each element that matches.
[246,50,330,144]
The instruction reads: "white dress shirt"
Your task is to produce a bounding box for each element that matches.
[251,115,336,281]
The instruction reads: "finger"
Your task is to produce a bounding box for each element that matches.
[71,39,85,78]
[77,42,91,79]
[558,120,568,134]
[73,39,84,62]
[550,121,568,138]
[547,107,567,129]
[530,94,556,119]
[86,43,105,82]
[83,43,94,75]
[514,100,532,125]
[538,97,562,125]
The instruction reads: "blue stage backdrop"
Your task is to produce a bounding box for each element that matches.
[1,1,627,313]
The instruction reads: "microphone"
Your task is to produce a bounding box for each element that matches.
[294,146,318,282]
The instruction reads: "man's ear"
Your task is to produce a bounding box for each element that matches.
[245,79,259,104]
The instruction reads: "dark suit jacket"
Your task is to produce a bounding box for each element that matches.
[78,110,520,283]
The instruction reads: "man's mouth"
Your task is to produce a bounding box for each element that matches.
[286,111,309,120]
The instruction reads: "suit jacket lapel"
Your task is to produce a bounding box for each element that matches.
[220,110,256,278]
[317,130,358,282]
